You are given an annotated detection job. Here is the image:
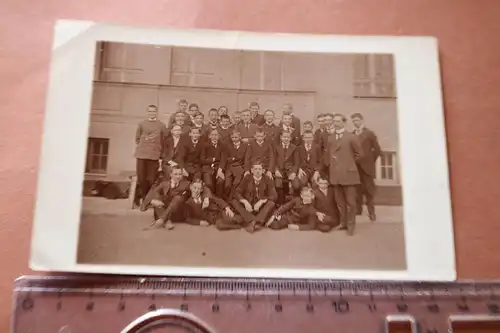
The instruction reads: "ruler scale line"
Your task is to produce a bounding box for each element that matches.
[12,276,500,333]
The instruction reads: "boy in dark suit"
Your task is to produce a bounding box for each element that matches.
[236,109,259,143]
[323,113,363,236]
[313,176,340,231]
[185,180,244,230]
[318,113,334,151]
[217,114,233,145]
[278,114,301,146]
[224,130,248,199]
[217,106,229,119]
[201,129,227,198]
[261,109,280,144]
[167,99,191,128]
[191,112,210,142]
[182,127,203,181]
[249,101,265,125]
[280,103,301,134]
[294,130,321,189]
[232,110,242,126]
[207,108,220,131]
[351,113,381,221]
[169,111,192,139]
[244,129,275,180]
[313,113,326,144]
[231,161,277,233]
[162,124,186,179]
[303,121,314,133]
[186,103,200,126]
[141,166,190,230]
[274,130,300,204]
[266,187,330,231]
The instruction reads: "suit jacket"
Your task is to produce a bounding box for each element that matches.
[244,140,275,172]
[143,179,190,207]
[217,125,234,145]
[235,174,278,204]
[185,195,229,222]
[274,143,299,173]
[182,139,203,173]
[162,136,185,167]
[313,188,337,217]
[261,122,280,144]
[353,127,381,177]
[324,131,363,185]
[274,197,317,221]
[200,140,228,173]
[251,114,265,126]
[226,142,248,168]
[313,129,326,145]
[297,143,322,174]
[236,122,259,142]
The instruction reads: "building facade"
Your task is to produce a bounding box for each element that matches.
[86,42,401,204]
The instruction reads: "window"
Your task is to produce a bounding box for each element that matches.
[96,42,144,82]
[376,151,399,185]
[353,54,396,98]
[86,138,109,174]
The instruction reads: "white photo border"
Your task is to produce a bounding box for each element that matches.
[30,20,456,281]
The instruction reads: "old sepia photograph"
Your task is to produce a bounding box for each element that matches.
[30,21,456,280]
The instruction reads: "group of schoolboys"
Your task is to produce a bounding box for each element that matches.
[134,99,381,236]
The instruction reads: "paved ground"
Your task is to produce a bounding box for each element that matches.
[77,198,406,271]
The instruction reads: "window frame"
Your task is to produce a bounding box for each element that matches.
[375,151,399,186]
[86,137,110,174]
[353,53,396,99]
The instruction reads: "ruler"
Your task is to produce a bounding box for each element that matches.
[11,276,500,333]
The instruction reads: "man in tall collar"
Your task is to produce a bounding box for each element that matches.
[134,104,167,207]
[323,113,363,236]
[261,109,280,144]
[351,113,381,221]
[249,101,265,125]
